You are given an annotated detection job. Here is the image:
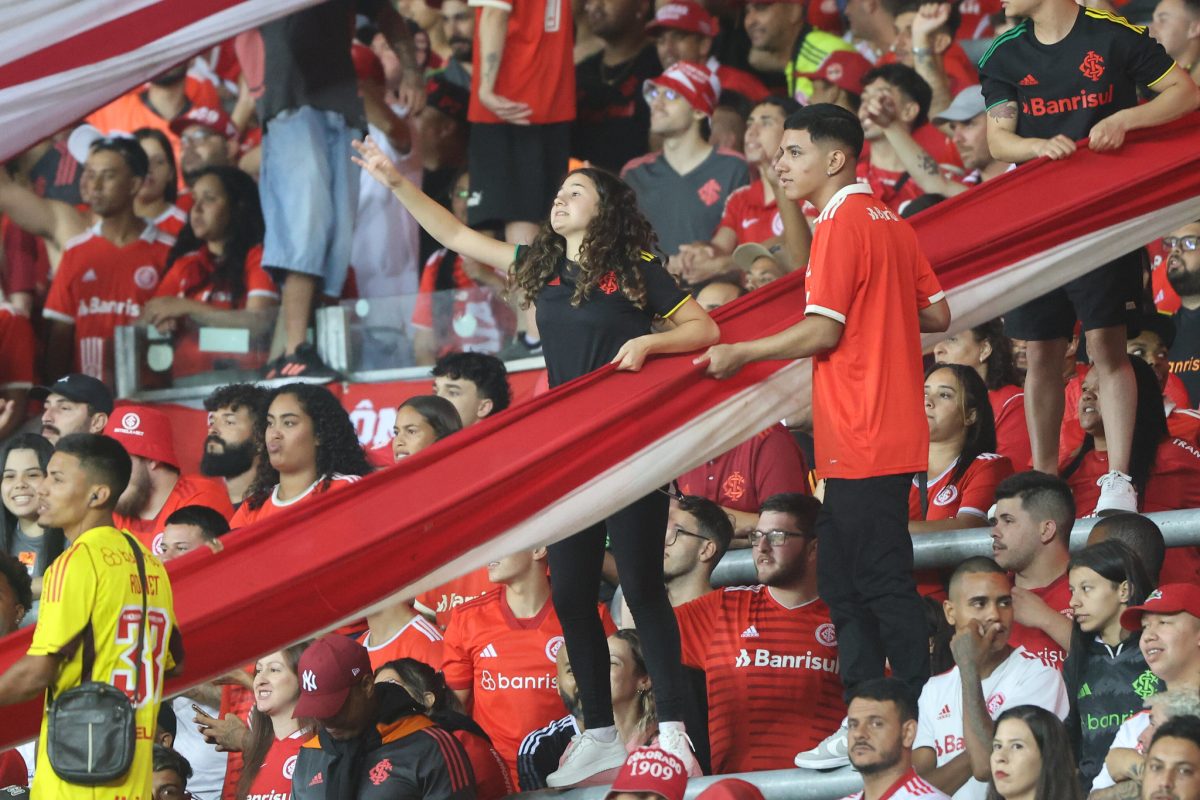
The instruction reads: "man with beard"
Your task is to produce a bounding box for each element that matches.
[839,678,949,800]
[673,493,844,774]
[107,404,233,553]
[439,0,475,89]
[200,383,267,508]
[30,374,113,445]
[169,105,238,190]
[87,61,223,176]
[662,494,733,607]
[516,642,585,790]
[1166,221,1200,404]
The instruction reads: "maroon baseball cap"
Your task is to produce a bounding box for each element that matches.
[1121,583,1200,630]
[169,105,238,141]
[646,1,720,38]
[604,748,688,800]
[292,635,373,720]
[796,50,873,97]
[696,779,767,800]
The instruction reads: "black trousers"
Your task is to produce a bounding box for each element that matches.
[816,474,931,702]
[546,489,687,729]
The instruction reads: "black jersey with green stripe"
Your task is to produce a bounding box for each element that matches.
[978,6,1175,144]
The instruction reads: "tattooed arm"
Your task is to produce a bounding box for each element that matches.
[985,100,1076,164]
[863,91,967,195]
[476,6,532,124]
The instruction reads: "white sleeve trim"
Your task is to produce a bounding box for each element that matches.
[469,0,512,10]
[43,309,75,324]
[805,304,847,324]
[247,290,280,300]
[958,506,987,520]
[926,290,946,304]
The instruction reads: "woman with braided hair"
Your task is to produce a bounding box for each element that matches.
[354,136,718,784]
[229,383,372,528]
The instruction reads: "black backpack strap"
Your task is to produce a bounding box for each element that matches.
[122,534,149,704]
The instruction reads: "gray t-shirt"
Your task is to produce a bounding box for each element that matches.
[621,147,750,257]
[258,0,381,128]
[7,524,48,626]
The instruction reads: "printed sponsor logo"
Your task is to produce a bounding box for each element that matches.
[733,648,839,673]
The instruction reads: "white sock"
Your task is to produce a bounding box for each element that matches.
[588,725,618,743]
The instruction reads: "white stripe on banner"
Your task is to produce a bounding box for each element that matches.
[0,0,161,67]
[0,0,321,162]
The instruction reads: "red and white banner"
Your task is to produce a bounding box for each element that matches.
[0,0,323,162]
[2,119,1200,747]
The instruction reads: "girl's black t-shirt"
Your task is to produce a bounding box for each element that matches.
[525,247,689,387]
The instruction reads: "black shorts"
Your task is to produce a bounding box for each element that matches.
[1004,249,1146,341]
[467,122,570,229]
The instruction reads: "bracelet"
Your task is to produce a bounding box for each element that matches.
[912,46,932,56]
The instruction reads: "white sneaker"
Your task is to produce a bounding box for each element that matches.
[794,719,849,770]
[1095,470,1138,514]
[657,725,703,776]
[546,730,629,788]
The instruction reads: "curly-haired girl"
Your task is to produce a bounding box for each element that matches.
[230,383,372,527]
[354,137,718,784]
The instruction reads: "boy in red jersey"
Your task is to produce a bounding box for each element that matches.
[699,103,950,768]
[443,548,613,786]
[43,137,174,386]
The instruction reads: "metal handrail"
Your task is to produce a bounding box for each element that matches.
[516,767,863,799]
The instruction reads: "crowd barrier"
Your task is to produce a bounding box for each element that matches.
[516,767,863,800]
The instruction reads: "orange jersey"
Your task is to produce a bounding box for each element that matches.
[909,453,1014,522]
[0,306,36,390]
[675,587,845,774]
[467,0,575,124]
[115,474,234,554]
[229,474,363,529]
[156,244,279,307]
[245,728,309,800]
[43,223,173,384]
[358,614,446,671]
[415,567,496,629]
[805,184,944,479]
[442,588,613,783]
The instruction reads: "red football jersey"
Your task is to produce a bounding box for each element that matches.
[1007,572,1072,670]
[1169,406,1200,445]
[156,244,279,307]
[245,728,309,800]
[467,0,574,124]
[453,729,515,800]
[43,223,173,384]
[1066,439,1200,514]
[415,567,496,629]
[854,164,925,215]
[441,588,613,784]
[990,385,1031,471]
[1149,241,1181,314]
[676,587,845,774]
[151,205,188,238]
[358,614,446,671]
[229,474,362,529]
[0,306,36,391]
[909,453,1014,522]
[717,181,782,246]
[805,184,943,479]
[115,474,234,554]
[677,424,810,513]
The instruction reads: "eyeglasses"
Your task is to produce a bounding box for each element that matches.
[665,525,709,546]
[1162,236,1200,252]
[643,86,680,103]
[748,529,814,547]
[180,129,218,146]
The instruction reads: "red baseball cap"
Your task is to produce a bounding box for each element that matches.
[1121,583,1200,630]
[169,105,238,141]
[696,779,767,800]
[604,748,688,800]
[645,61,718,117]
[796,50,873,97]
[646,1,720,38]
[293,635,373,720]
[104,405,179,469]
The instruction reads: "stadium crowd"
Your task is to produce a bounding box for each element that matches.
[2,0,1200,797]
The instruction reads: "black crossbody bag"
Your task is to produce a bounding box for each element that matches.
[45,533,149,784]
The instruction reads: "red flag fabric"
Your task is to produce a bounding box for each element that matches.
[2,118,1200,748]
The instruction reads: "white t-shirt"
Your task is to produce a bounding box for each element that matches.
[1089,710,1151,790]
[171,696,230,800]
[914,646,1070,800]
[351,116,422,300]
[840,768,952,799]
